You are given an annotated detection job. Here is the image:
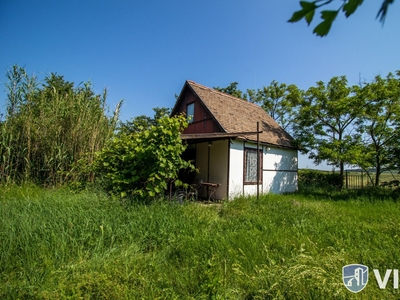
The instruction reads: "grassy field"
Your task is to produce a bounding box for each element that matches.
[1,185,400,299]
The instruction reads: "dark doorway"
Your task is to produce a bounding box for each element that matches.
[179,146,196,184]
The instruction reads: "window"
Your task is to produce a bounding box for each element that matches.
[244,148,262,184]
[186,103,194,123]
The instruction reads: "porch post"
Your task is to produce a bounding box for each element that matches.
[257,122,260,201]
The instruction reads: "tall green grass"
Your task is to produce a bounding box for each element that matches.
[1,185,400,299]
[1,66,121,186]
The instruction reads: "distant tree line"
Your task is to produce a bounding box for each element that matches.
[215,72,400,186]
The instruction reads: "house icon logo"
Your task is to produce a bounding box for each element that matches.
[342,264,369,293]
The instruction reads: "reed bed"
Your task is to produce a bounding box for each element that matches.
[1,66,121,186]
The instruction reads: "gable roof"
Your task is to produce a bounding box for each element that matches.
[173,80,296,149]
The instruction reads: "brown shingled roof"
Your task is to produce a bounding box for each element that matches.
[178,80,296,149]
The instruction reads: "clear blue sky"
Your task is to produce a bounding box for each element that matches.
[1,0,399,169]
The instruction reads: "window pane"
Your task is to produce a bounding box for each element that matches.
[187,103,194,123]
[245,149,258,182]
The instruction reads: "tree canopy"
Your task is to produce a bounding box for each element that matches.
[352,72,400,185]
[247,81,300,131]
[213,82,247,99]
[213,73,400,186]
[117,107,171,135]
[213,81,300,132]
[292,76,363,178]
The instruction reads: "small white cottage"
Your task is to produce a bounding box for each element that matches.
[171,80,298,200]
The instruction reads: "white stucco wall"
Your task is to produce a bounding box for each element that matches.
[228,140,298,198]
[263,147,298,194]
[196,139,298,200]
[228,140,244,198]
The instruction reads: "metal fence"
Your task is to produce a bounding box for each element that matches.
[344,170,400,189]
[344,171,369,189]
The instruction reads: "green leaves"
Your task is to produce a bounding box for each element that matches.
[288,1,317,25]
[248,80,299,132]
[293,71,400,185]
[343,0,364,17]
[289,0,366,37]
[354,72,400,185]
[93,114,194,200]
[213,82,247,100]
[293,75,362,176]
[1,65,118,186]
[377,0,394,23]
[313,10,338,37]
[288,1,340,36]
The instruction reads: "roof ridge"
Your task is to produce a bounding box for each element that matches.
[186,80,263,110]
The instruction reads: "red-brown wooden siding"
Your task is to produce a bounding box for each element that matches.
[177,89,223,134]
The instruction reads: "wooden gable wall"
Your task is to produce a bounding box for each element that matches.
[176,88,223,134]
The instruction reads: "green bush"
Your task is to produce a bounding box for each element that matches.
[299,169,342,190]
[93,114,194,199]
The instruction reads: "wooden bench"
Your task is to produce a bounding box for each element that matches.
[200,182,221,201]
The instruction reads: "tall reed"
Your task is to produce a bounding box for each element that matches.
[0,65,122,185]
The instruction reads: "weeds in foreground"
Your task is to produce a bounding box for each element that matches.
[1,185,400,299]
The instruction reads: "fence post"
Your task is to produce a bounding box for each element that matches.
[361,171,364,189]
[345,170,348,189]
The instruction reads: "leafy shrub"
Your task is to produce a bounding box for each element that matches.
[298,169,342,190]
[380,179,400,188]
[93,114,194,199]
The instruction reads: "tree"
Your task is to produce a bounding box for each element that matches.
[118,107,171,135]
[293,76,364,179]
[289,0,395,37]
[213,82,247,99]
[93,114,195,199]
[353,72,400,185]
[247,81,301,131]
[213,81,301,132]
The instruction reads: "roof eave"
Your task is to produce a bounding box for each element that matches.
[170,81,190,117]
[235,136,298,150]
[181,133,238,144]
